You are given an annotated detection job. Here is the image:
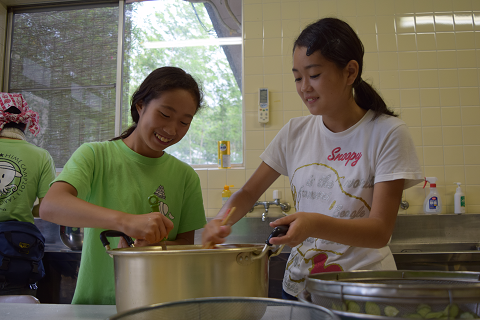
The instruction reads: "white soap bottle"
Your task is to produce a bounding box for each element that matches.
[454,182,466,214]
[423,177,442,214]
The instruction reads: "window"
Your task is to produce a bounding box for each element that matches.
[7,0,242,168]
[123,0,242,166]
[8,3,119,167]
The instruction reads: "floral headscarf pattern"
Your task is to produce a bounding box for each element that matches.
[0,93,40,136]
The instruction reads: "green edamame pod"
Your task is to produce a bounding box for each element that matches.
[417,304,432,317]
[384,306,400,317]
[346,301,361,313]
[365,302,381,316]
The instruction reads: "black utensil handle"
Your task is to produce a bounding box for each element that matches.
[99,230,135,248]
[266,225,289,246]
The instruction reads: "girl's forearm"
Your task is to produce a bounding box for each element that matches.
[215,161,281,226]
[271,211,396,248]
[308,214,394,248]
[40,183,128,231]
[216,188,258,225]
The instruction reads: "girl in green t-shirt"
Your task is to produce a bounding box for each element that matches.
[40,67,207,305]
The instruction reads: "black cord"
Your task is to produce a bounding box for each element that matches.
[190,3,215,35]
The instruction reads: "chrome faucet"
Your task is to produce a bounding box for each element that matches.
[262,203,269,221]
[400,191,409,210]
[249,190,291,221]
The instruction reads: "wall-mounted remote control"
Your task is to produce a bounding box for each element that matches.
[258,88,269,123]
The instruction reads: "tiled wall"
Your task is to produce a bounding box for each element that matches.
[202,0,480,218]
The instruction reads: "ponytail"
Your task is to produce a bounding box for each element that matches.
[354,80,396,118]
[111,124,136,141]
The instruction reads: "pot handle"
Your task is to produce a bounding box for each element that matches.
[99,230,135,251]
[252,225,289,260]
[266,225,289,246]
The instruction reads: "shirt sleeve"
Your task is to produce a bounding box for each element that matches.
[374,123,423,189]
[54,143,95,199]
[260,121,291,176]
[37,150,56,198]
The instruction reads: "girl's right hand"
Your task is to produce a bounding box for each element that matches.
[201,218,232,247]
[122,212,174,244]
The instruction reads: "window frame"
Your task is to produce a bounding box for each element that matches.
[3,0,244,170]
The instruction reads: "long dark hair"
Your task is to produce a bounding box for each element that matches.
[111,67,204,140]
[293,17,396,118]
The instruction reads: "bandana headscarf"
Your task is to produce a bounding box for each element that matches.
[0,93,40,136]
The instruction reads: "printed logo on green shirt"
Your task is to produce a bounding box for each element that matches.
[151,185,174,220]
[0,154,26,206]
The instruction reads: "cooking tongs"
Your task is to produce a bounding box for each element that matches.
[252,225,289,260]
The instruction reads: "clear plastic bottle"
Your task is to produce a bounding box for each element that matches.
[222,185,234,206]
[423,177,442,214]
[454,182,465,214]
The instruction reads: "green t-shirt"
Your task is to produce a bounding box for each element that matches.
[0,138,56,223]
[55,140,206,305]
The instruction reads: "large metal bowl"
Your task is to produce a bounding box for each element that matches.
[107,296,341,320]
[300,270,480,320]
[60,226,83,251]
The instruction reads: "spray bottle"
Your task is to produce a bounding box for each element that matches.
[423,177,442,214]
[222,185,234,206]
[454,182,465,214]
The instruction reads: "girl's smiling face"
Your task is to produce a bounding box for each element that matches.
[292,46,356,117]
[128,88,197,158]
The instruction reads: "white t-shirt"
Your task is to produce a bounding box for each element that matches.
[260,110,423,297]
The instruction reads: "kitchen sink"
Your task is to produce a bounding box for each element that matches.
[389,242,480,253]
[389,242,480,272]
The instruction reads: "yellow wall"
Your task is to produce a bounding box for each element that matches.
[217,0,480,218]
[1,0,478,217]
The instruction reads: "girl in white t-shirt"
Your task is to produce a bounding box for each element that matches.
[202,17,422,299]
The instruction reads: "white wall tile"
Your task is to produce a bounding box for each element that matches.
[145,0,480,214]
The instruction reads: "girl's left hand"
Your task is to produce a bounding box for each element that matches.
[268,212,320,247]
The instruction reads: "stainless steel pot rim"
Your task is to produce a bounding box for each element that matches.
[106,243,266,255]
[307,270,480,285]
[305,289,480,304]
[305,270,480,302]
[108,296,339,320]
[306,280,480,290]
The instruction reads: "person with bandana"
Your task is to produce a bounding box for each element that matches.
[0,92,56,296]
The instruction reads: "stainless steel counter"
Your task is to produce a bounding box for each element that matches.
[389,213,480,245]
[388,214,480,272]
[0,303,116,320]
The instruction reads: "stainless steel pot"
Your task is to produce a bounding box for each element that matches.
[60,225,83,251]
[100,226,288,313]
